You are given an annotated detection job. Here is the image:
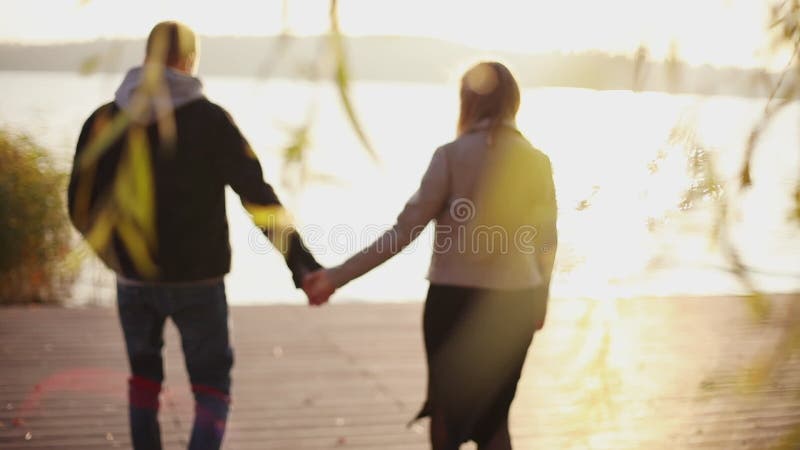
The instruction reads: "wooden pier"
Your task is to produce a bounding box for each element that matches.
[2,295,800,449]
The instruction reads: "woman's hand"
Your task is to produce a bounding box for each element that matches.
[302,269,336,306]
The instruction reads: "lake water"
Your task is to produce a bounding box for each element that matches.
[1,70,798,305]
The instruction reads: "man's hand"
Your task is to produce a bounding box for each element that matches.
[302,269,336,306]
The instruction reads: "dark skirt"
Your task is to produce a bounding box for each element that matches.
[412,283,548,446]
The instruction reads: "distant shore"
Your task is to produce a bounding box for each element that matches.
[0,35,790,98]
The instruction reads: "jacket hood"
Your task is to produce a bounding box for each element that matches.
[114,65,205,123]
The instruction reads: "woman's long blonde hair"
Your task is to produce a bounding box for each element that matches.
[457,62,521,137]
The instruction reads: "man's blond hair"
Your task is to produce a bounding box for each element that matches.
[145,21,197,66]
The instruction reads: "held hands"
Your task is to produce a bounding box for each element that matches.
[302,269,336,307]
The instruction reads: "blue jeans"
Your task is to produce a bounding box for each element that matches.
[117,280,234,450]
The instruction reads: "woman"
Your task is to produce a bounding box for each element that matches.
[306,62,557,449]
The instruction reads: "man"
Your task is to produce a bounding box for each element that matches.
[67,21,324,450]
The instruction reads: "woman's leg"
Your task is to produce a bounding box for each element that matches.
[429,409,460,450]
[424,285,469,450]
[475,289,538,450]
[478,418,512,450]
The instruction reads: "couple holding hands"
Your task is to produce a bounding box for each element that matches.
[68,21,556,450]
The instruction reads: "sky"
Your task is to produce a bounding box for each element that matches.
[0,0,784,68]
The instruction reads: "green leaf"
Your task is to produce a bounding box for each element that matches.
[243,202,291,231]
[243,202,293,256]
[329,0,378,162]
[125,127,156,249]
[79,107,130,171]
[116,218,158,279]
[84,207,115,257]
[283,124,310,163]
[79,54,102,76]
